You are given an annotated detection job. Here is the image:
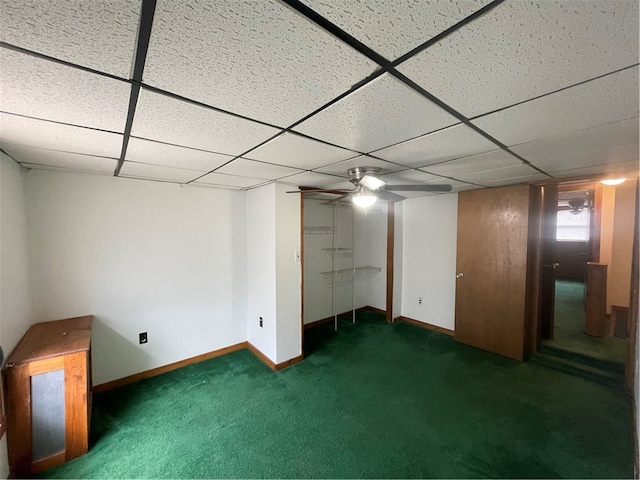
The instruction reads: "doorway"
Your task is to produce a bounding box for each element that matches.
[535,178,637,386]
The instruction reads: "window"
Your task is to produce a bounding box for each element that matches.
[556,209,590,241]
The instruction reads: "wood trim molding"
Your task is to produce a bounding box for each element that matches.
[93,342,248,393]
[386,202,395,323]
[395,316,454,336]
[246,343,303,371]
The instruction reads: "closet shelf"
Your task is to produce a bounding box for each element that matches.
[319,266,382,286]
[321,247,353,259]
[303,226,335,234]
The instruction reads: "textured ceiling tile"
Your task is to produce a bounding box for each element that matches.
[552,160,640,179]
[214,159,303,181]
[247,132,357,170]
[0,50,130,131]
[126,138,233,172]
[278,171,346,188]
[194,173,269,189]
[143,0,376,126]
[379,169,442,184]
[119,162,202,183]
[0,113,123,157]
[480,173,549,187]
[131,90,281,155]
[313,155,405,177]
[301,0,491,60]
[533,143,639,173]
[472,68,639,147]
[455,164,545,184]
[511,117,640,164]
[294,74,458,152]
[398,0,639,117]
[423,149,521,177]
[0,0,140,78]
[3,143,116,173]
[374,123,496,168]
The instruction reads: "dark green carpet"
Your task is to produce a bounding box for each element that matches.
[545,280,628,365]
[39,311,633,479]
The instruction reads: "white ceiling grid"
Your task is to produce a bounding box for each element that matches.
[0,0,637,196]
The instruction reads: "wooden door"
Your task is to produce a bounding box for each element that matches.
[454,185,534,361]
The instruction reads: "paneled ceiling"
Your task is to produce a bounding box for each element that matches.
[1,0,638,195]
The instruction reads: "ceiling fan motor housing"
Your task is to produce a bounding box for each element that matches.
[348,166,382,186]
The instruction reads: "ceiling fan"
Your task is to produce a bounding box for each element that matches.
[289,166,452,208]
[557,198,588,215]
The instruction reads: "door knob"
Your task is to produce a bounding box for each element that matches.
[456,273,464,279]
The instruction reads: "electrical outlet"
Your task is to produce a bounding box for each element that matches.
[259,317,263,328]
[418,297,423,305]
[139,332,148,344]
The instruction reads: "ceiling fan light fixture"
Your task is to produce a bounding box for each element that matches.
[359,174,386,191]
[601,178,626,186]
[352,185,377,208]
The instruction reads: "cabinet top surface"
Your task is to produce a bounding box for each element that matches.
[6,316,93,365]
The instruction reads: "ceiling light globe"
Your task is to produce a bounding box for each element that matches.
[352,195,377,208]
[601,178,626,186]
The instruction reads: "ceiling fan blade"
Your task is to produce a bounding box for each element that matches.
[557,205,573,211]
[376,190,406,203]
[327,193,352,203]
[384,184,453,192]
[286,188,351,195]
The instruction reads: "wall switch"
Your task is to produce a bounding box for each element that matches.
[294,251,301,262]
[259,317,263,328]
[418,297,423,305]
[139,332,148,344]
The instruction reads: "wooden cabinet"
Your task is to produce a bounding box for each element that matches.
[4,316,93,477]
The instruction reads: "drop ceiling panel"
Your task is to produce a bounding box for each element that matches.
[423,149,523,177]
[294,74,458,152]
[131,90,281,155]
[300,0,490,61]
[278,171,345,188]
[511,117,639,164]
[533,143,639,173]
[374,123,497,167]
[398,1,639,117]
[455,164,545,184]
[0,0,140,78]
[0,114,123,157]
[0,50,131,131]
[313,155,405,177]
[119,162,202,183]
[194,173,268,189]
[379,169,442,184]
[214,159,304,181]
[3,144,116,174]
[143,0,376,126]
[126,138,232,172]
[247,132,356,170]
[552,160,640,179]
[472,68,639,147]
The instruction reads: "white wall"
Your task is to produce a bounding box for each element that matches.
[24,170,247,385]
[392,202,403,320]
[246,184,277,361]
[401,194,458,330]
[0,153,35,355]
[0,153,35,480]
[275,183,301,363]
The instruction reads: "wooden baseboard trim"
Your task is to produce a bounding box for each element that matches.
[246,342,303,371]
[363,305,386,316]
[304,306,387,330]
[304,317,335,329]
[396,316,454,336]
[275,354,304,371]
[93,342,248,393]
